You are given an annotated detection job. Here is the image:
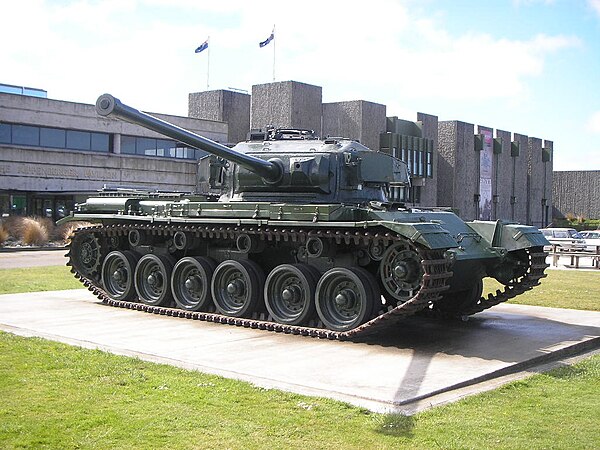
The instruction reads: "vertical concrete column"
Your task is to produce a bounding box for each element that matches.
[437,120,475,219]
[251,81,322,135]
[494,130,512,221]
[512,133,529,224]
[437,121,457,209]
[542,140,553,227]
[189,90,250,144]
[322,100,386,151]
[417,112,438,206]
[527,137,544,227]
[113,133,121,154]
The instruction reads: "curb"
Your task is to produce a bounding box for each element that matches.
[0,246,67,253]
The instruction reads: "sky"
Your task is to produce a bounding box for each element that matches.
[1,0,599,171]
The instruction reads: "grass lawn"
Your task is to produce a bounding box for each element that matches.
[484,269,600,311]
[0,332,598,449]
[0,265,82,295]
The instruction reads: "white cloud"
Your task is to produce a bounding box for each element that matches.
[587,111,600,133]
[589,0,600,17]
[0,0,581,118]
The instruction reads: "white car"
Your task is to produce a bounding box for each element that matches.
[579,230,600,252]
[541,228,586,252]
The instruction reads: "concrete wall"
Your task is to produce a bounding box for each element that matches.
[0,92,228,195]
[553,170,600,219]
[494,129,512,221]
[322,100,386,152]
[251,81,322,133]
[527,137,546,227]
[511,133,529,224]
[188,90,250,144]
[437,120,477,219]
[417,112,438,206]
[0,147,197,193]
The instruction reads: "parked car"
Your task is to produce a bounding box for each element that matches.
[579,230,600,252]
[540,228,586,252]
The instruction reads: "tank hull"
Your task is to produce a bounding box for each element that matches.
[61,193,549,339]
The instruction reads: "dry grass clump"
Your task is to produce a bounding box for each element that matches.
[55,221,93,244]
[0,225,8,245]
[20,217,50,245]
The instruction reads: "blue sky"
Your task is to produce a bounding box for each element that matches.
[2,0,599,170]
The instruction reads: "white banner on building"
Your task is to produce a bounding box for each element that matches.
[479,130,493,220]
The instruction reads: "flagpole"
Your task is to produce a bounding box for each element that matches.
[272,25,276,82]
[207,36,211,89]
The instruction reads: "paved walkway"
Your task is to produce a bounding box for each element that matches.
[0,248,67,269]
[1,289,598,414]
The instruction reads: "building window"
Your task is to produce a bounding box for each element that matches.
[12,125,39,146]
[0,122,109,153]
[0,123,11,143]
[40,127,66,148]
[121,135,207,160]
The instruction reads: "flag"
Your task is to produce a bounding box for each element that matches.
[259,29,274,48]
[195,40,208,53]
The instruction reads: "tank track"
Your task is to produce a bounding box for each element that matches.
[66,224,547,340]
[457,247,549,316]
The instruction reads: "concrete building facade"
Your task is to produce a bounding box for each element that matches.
[1,79,558,227]
[188,89,250,144]
[250,81,322,133]
[553,170,600,219]
[435,122,552,227]
[322,100,386,152]
[0,92,227,219]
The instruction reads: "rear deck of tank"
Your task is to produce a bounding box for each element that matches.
[1,288,598,414]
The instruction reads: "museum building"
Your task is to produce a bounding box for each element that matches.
[1,80,554,227]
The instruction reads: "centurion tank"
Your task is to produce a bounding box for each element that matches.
[59,94,549,340]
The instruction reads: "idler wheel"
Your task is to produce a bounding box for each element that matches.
[211,260,265,317]
[102,250,139,300]
[315,267,379,332]
[134,254,175,306]
[379,241,424,304]
[70,232,102,276]
[171,256,217,311]
[264,264,319,325]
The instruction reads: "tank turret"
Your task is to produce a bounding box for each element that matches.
[96,94,409,204]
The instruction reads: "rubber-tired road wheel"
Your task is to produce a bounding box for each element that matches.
[171,256,217,311]
[102,250,139,300]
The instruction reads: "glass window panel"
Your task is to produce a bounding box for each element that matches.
[121,136,136,154]
[67,130,91,150]
[0,123,10,143]
[90,133,109,152]
[40,127,66,148]
[137,138,156,156]
[157,139,175,158]
[13,125,39,146]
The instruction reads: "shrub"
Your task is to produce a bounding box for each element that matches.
[55,221,93,244]
[20,217,50,245]
[0,225,8,246]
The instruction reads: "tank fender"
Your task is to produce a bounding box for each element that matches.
[381,221,458,250]
[467,220,549,251]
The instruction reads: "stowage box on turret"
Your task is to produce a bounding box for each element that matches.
[59,94,549,340]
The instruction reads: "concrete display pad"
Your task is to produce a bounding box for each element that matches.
[1,289,598,414]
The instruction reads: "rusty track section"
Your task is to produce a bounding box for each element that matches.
[68,224,453,340]
[458,248,549,316]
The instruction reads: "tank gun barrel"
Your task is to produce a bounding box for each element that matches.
[96,94,282,183]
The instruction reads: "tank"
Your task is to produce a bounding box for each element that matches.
[59,94,549,340]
